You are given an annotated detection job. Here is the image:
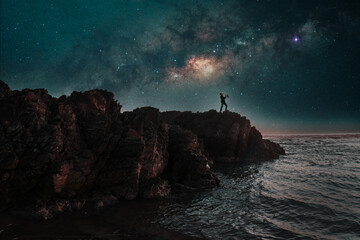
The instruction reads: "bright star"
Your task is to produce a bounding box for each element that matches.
[293,36,299,43]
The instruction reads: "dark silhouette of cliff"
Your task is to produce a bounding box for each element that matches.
[162,110,285,164]
[0,80,284,218]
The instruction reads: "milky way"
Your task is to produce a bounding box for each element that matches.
[1,0,360,133]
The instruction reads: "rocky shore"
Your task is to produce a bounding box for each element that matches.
[0,80,284,219]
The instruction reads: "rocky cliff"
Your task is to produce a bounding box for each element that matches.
[162,110,285,164]
[0,80,284,218]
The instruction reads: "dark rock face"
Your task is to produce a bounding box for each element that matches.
[243,127,285,164]
[0,81,217,215]
[161,110,285,163]
[0,80,284,217]
[163,125,219,189]
[0,80,10,98]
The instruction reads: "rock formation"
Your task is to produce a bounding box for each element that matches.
[162,111,285,164]
[0,80,284,217]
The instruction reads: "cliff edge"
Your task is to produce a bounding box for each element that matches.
[162,110,285,164]
[0,80,284,218]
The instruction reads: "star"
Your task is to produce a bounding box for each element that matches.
[293,36,299,43]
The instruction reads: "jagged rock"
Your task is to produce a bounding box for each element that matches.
[243,126,285,164]
[0,80,284,216]
[161,110,285,163]
[163,125,219,188]
[142,178,171,198]
[121,107,169,182]
[0,80,11,98]
[0,81,173,212]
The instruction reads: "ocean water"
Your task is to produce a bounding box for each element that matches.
[1,135,360,240]
[154,135,360,239]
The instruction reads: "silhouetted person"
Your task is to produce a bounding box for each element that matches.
[220,93,228,113]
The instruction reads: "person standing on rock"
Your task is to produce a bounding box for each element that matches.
[220,93,229,113]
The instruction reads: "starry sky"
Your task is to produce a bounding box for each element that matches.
[1,0,360,134]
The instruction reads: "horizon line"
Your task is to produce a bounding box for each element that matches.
[262,132,360,136]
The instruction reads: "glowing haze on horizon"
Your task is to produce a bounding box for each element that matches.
[1,0,359,134]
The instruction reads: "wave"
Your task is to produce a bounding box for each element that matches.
[155,135,360,239]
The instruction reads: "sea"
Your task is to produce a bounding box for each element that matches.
[1,134,359,240]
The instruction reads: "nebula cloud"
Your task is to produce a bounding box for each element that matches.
[1,0,360,133]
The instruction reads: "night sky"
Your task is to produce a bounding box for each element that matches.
[1,0,360,133]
